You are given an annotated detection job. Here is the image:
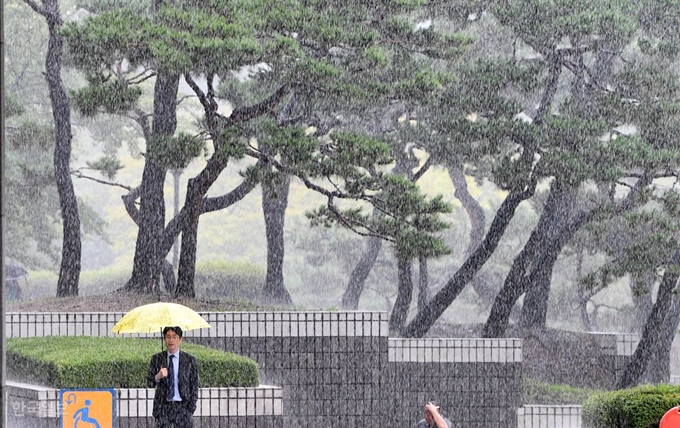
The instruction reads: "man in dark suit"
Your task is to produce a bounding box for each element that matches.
[147,326,199,428]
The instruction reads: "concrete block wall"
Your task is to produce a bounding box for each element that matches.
[517,405,581,428]
[590,333,639,389]
[192,312,389,428]
[190,313,523,428]
[387,338,523,428]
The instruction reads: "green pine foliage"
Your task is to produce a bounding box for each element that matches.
[61,0,465,264]
[564,0,680,296]
[71,80,143,117]
[37,0,680,336]
[85,156,125,181]
[5,123,62,267]
[147,132,207,170]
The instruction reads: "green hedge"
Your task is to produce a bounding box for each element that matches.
[7,337,259,389]
[582,384,680,428]
[523,376,599,405]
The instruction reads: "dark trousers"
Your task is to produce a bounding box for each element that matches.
[154,401,194,428]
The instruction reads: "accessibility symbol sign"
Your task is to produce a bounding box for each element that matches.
[60,389,115,428]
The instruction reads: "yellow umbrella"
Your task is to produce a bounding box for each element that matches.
[112,302,211,350]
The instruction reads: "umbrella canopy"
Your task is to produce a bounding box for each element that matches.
[112,302,211,334]
[5,264,28,281]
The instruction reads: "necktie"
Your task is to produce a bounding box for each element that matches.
[167,355,175,401]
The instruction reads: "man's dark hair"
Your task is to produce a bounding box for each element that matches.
[163,326,183,338]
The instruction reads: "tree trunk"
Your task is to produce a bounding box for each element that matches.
[126,72,178,294]
[485,171,643,339]
[448,160,485,254]
[120,163,259,296]
[401,183,536,338]
[127,160,167,294]
[518,244,561,330]
[41,1,81,297]
[171,169,181,269]
[631,272,654,332]
[519,187,577,329]
[176,154,229,298]
[261,168,293,305]
[482,185,564,337]
[446,159,488,300]
[175,177,200,299]
[486,186,599,337]
[417,257,429,312]
[389,254,413,336]
[575,243,594,330]
[341,210,383,309]
[643,288,680,384]
[161,259,175,294]
[617,253,680,389]
[518,267,550,330]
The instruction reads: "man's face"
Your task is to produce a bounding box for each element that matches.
[165,331,183,354]
[425,408,435,424]
[425,405,440,424]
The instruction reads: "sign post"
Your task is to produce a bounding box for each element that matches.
[60,389,115,428]
[660,405,680,428]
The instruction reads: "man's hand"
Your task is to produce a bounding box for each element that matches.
[424,402,448,428]
[424,402,439,416]
[156,367,168,381]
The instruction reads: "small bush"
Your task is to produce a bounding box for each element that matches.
[194,260,265,301]
[7,337,259,389]
[582,384,680,428]
[524,376,599,405]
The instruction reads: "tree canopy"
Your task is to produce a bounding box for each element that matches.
[7,0,680,388]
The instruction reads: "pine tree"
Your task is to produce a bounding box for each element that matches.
[62,0,466,299]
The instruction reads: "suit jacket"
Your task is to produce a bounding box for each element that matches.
[147,350,199,417]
